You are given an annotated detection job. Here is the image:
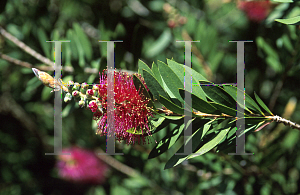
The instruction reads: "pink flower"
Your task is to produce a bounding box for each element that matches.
[95,70,153,145]
[56,147,108,184]
[238,1,270,22]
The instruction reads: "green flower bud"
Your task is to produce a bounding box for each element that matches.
[64,93,72,103]
[93,85,99,96]
[67,81,74,90]
[80,83,88,94]
[72,82,80,91]
[78,100,85,108]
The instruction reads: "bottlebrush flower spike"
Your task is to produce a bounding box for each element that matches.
[56,147,108,184]
[95,70,153,145]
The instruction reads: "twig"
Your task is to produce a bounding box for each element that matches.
[0,52,32,68]
[159,106,300,131]
[0,26,53,66]
[0,52,136,74]
[193,111,234,119]
[266,115,300,130]
[95,148,182,194]
[95,148,139,177]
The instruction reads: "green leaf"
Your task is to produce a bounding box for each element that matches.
[178,89,219,114]
[275,16,300,25]
[223,85,264,115]
[145,28,172,58]
[148,121,186,159]
[158,61,184,102]
[188,126,230,159]
[164,120,221,169]
[138,59,153,77]
[143,69,169,101]
[232,117,269,138]
[167,59,208,81]
[66,29,78,61]
[159,95,184,115]
[98,21,110,57]
[114,23,126,37]
[256,36,279,60]
[62,102,75,118]
[133,74,155,109]
[149,118,210,159]
[209,102,246,117]
[126,127,141,135]
[254,92,273,116]
[167,59,207,100]
[37,28,51,59]
[266,56,282,73]
[281,34,294,53]
[41,87,53,101]
[272,0,293,2]
[64,38,72,66]
[201,82,237,108]
[151,62,163,86]
[73,23,93,61]
[154,112,184,120]
[150,117,165,129]
[71,29,85,67]
[216,117,269,152]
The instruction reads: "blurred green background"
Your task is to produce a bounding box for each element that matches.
[1,0,300,194]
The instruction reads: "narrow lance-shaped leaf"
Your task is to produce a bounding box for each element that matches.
[143,69,170,101]
[148,119,189,159]
[158,61,184,102]
[254,92,273,116]
[159,95,184,115]
[223,85,264,115]
[138,59,153,77]
[164,119,223,169]
[151,62,163,86]
[201,81,237,108]
[132,74,155,109]
[188,126,231,159]
[179,88,219,114]
[167,59,207,100]
[275,16,300,25]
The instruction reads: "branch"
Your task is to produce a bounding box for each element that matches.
[0,26,53,66]
[0,26,136,75]
[266,115,300,130]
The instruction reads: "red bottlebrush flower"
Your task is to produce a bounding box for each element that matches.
[95,70,153,145]
[238,1,270,22]
[56,147,108,184]
[93,111,103,120]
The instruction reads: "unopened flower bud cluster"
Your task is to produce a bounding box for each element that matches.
[63,81,102,114]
